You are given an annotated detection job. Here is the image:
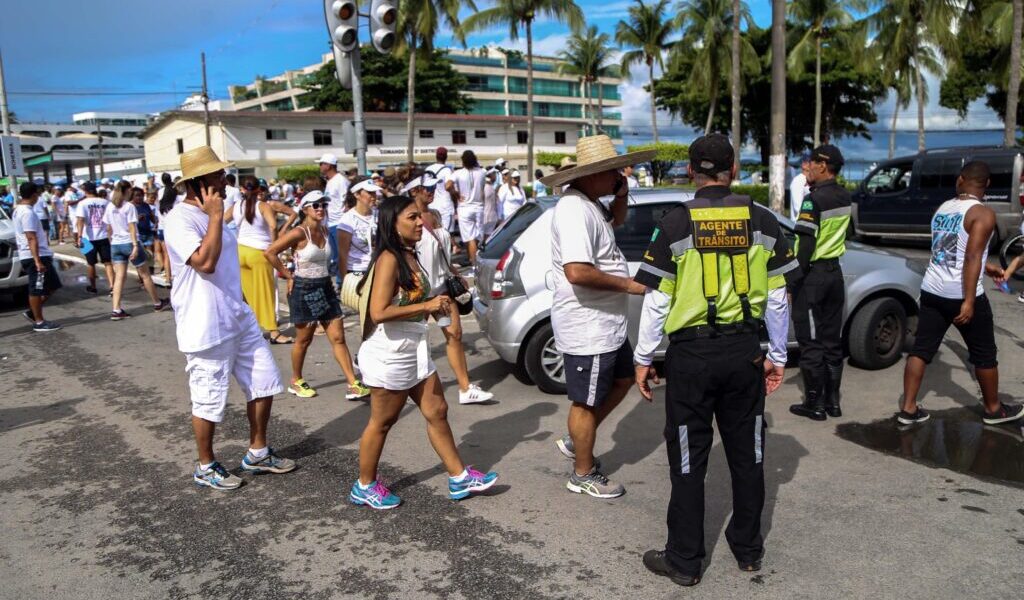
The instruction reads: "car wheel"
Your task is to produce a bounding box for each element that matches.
[847,297,907,370]
[523,321,567,395]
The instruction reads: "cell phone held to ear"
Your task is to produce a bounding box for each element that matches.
[186,178,205,204]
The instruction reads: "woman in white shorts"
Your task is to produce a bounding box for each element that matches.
[349,195,498,510]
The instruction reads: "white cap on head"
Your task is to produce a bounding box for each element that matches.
[315,153,339,166]
[351,179,384,195]
[501,169,510,176]
[101,177,112,184]
[510,170,521,179]
[400,173,439,194]
[495,158,507,167]
[299,190,326,208]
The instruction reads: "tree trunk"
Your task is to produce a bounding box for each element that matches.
[704,77,718,135]
[1006,0,1023,147]
[527,20,535,184]
[406,37,417,164]
[769,0,786,214]
[814,34,822,148]
[889,102,898,159]
[730,0,742,170]
[648,58,659,143]
[587,79,595,134]
[598,78,605,133]
[914,55,926,152]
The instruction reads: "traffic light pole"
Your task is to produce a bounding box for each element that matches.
[0,50,19,204]
[349,45,367,175]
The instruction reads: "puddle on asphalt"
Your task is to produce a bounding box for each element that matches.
[836,408,1024,488]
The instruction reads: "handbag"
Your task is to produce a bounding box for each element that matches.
[433,231,472,315]
[340,271,363,311]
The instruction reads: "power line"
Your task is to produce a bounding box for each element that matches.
[10,90,188,97]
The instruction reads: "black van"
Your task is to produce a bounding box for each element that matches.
[852,146,1023,243]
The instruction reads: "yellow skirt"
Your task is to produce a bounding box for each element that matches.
[238,244,278,332]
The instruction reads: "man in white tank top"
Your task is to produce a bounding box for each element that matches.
[899,161,1024,426]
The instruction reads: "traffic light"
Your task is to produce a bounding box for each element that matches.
[325,0,358,53]
[370,0,397,54]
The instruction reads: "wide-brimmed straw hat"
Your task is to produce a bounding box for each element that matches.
[179,146,234,180]
[540,135,655,188]
[556,156,578,171]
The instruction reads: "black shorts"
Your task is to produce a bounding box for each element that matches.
[563,341,634,407]
[21,257,62,297]
[83,238,111,266]
[910,291,997,368]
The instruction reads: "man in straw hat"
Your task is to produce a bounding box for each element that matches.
[541,134,654,499]
[163,146,296,491]
[631,134,797,586]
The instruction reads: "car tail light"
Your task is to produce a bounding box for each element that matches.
[491,249,513,299]
[490,248,525,299]
[1019,173,1024,207]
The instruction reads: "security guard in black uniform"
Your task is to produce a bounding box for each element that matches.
[789,145,852,420]
[632,135,799,587]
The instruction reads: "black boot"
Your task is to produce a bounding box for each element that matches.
[824,362,844,418]
[790,368,827,421]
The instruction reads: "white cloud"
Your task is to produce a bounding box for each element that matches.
[487,32,571,58]
[618,61,675,130]
[875,70,1004,131]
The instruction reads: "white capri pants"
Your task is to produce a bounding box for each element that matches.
[457,205,484,242]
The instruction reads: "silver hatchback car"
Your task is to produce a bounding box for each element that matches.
[473,190,925,394]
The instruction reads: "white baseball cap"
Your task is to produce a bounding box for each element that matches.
[501,168,510,176]
[299,190,326,208]
[315,153,339,166]
[400,173,439,194]
[510,170,521,179]
[495,158,507,167]
[351,179,384,195]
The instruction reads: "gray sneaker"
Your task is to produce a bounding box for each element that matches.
[193,461,243,491]
[567,467,625,499]
[556,434,602,468]
[240,448,297,474]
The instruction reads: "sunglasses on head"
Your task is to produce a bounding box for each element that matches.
[305,201,327,210]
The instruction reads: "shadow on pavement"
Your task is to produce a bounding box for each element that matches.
[0,397,84,433]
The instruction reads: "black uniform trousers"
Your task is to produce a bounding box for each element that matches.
[663,331,766,576]
[792,260,845,373]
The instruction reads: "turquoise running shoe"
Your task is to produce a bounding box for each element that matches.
[349,479,401,510]
[448,466,498,500]
[193,461,243,491]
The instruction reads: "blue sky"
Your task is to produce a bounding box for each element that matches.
[1,0,1000,134]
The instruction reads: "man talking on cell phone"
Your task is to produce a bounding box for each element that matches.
[162,146,296,491]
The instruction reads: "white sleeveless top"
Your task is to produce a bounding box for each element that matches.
[294,226,330,279]
[234,200,273,250]
[921,196,989,299]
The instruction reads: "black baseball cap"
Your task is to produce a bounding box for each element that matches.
[689,134,735,175]
[811,144,844,168]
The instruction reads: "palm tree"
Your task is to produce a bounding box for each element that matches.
[1011,0,1023,146]
[787,0,866,147]
[397,0,472,163]
[616,0,677,143]
[882,68,913,159]
[869,0,958,151]
[675,0,755,134]
[730,0,741,168]
[463,0,584,182]
[558,26,615,134]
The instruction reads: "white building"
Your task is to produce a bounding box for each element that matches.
[140,110,586,179]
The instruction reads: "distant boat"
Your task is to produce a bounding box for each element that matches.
[631,129,639,136]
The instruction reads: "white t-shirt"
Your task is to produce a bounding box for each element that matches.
[790,173,809,221]
[533,181,548,197]
[283,183,295,202]
[498,183,526,220]
[13,205,52,260]
[163,202,252,353]
[425,163,455,216]
[76,197,110,241]
[451,167,486,208]
[337,209,375,272]
[417,225,452,296]
[269,184,282,201]
[223,185,242,216]
[34,195,50,219]
[325,172,351,227]
[102,202,138,245]
[550,189,629,355]
[51,194,65,219]
[626,175,640,189]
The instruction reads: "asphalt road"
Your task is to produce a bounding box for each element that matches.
[1,244,1023,600]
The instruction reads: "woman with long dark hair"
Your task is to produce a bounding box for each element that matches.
[233,177,297,344]
[154,173,178,283]
[103,180,168,319]
[349,195,498,510]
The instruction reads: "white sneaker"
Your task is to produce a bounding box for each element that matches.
[459,383,494,404]
[1017,291,1024,304]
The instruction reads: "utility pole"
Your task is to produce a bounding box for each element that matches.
[768,0,786,215]
[349,46,367,174]
[201,51,211,146]
[0,49,19,203]
[95,120,105,178]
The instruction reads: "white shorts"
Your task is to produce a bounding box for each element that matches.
[184,313,284,423]
[458,206,484,242]
[357,321,436,391]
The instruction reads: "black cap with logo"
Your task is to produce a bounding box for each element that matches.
[811,144,844,169]
[689,133,735,176]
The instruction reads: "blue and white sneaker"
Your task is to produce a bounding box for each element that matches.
[349,479,401,510]
[193,461,243,491]
[240,448,297,474]
[448,467,499,500]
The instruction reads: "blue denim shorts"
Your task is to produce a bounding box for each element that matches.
[111,242,147,267]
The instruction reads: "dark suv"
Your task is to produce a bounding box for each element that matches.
[852,146,1023,243]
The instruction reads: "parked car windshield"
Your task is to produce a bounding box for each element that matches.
[615,201,681,261]
[864,163,913,194]
[480,201,551,259]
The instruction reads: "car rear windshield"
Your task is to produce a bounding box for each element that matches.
[479,202,547,259]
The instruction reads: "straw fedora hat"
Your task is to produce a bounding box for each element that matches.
[539,135,656,188]
[556,155,578,171]
[179,146,234,180]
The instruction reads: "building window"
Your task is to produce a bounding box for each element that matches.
[452,130,467,144]
[176,138,184,154]
[555,131,567,145]
[313,129,333,146]
[419,129,434,139]
[516,131,528,144]
[474,130,487,139]
[366,129,383,145]
[265,129,287,140]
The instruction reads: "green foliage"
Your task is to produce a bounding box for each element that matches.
[537,151,577,167]
[940,20,1023,126]
[304,47,473,114]
[729,184,769,206]
[277,165,321,182]
[626,141,689,183]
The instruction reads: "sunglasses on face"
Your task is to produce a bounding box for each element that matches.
[305,201,327,210]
